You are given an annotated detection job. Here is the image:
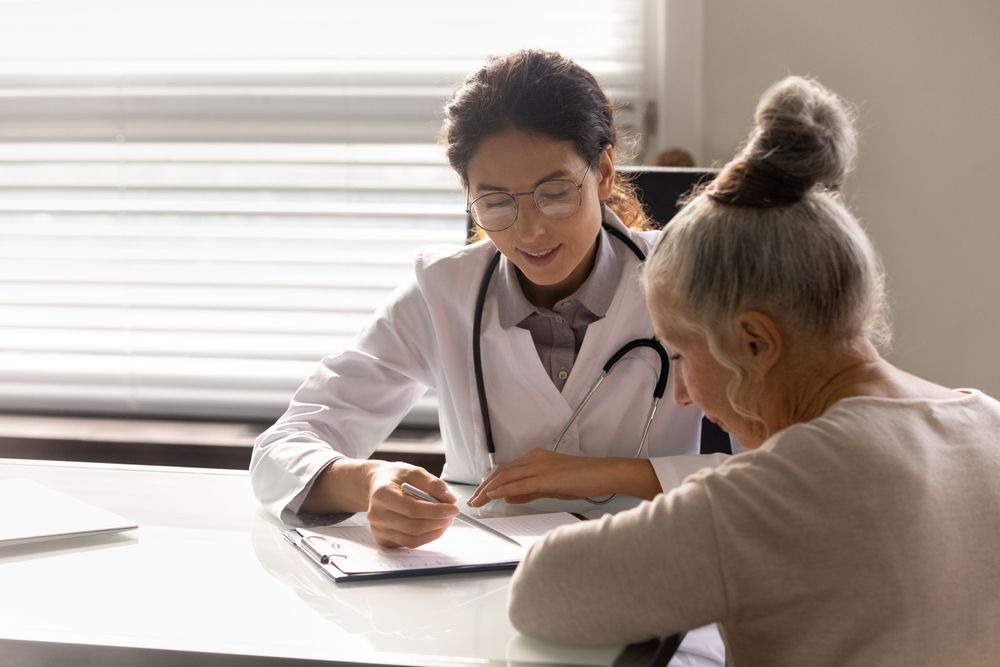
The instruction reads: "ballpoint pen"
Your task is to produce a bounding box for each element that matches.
[400,482,522,547]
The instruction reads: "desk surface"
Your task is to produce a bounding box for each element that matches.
[0,458,651,667]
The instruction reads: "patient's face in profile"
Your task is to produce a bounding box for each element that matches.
[648,297,763,448]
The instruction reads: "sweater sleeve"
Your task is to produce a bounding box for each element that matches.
[650,453,730,492]
[508,475,728,646]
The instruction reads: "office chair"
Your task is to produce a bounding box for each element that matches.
[619,165,715,229]
[619,166,730,456]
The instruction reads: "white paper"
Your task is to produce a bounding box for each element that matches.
[300,513,579,575]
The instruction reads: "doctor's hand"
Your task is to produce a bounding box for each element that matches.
[365,462,459,549]
[467,449,660,507]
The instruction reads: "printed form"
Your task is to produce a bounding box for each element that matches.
[298,513,581,575]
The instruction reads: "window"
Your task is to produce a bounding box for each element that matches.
[0,0,654,424]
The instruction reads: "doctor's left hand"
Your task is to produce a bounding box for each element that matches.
[467,449,659,507]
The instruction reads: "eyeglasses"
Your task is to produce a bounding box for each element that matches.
[466,163,592,232]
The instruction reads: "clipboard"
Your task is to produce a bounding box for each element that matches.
[285,512,585,582]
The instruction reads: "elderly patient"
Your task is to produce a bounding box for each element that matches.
[507,75,1000,666]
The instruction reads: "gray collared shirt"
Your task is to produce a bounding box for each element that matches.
[496,227,625,392]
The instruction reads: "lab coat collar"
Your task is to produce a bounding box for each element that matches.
[495,214,626,329]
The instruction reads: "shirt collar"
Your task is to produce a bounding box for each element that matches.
[495,218,625,329]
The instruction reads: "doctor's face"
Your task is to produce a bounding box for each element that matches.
[466,129,614,308]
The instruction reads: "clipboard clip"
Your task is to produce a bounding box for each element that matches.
[294,530,347,565]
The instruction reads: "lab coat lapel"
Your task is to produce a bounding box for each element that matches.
[476,287,575,465]
[502,325,576,414]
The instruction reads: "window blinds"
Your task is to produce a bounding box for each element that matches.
[0,0,650,423]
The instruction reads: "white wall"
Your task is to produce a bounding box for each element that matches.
[698,0,1000,396]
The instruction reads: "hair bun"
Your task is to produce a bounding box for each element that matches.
[709,76,857,207]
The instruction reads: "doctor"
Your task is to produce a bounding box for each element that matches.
[250,50,725,547]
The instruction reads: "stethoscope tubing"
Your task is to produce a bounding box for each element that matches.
[472,250,502,466]
[473,218,670,503]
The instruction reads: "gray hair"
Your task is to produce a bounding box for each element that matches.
[644,76,891,422]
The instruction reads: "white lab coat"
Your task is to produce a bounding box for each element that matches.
[251,214,724,519]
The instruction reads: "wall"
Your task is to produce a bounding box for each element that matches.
[700,0,1000,395]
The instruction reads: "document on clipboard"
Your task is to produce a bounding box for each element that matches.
[284,512,584,582]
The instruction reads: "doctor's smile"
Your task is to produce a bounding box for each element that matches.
[517,245,560,266]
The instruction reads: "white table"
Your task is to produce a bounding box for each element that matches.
[0,458,678,666]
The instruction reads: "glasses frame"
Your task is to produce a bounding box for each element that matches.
[466,163,593,232]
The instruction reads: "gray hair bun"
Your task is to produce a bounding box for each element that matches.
[709,76,857,207]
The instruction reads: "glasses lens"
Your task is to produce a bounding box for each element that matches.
[534,180,580,219]
[471,193,517,231]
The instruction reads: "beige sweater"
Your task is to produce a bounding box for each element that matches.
[509,390,1000,666]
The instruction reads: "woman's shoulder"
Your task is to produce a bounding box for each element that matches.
[800,390,1000,437]
[408,240,499,312]
[633,227,660,249]
[745,390,1000,479]
[602,209,660,256]
[415,239,498,276]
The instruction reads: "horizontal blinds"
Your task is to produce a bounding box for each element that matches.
[0,0,649,424]
[0,0,647,143]
[0,143,462,423]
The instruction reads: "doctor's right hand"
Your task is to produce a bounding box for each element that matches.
[365,462,459,549]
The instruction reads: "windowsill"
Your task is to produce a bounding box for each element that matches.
[0,414,444,471]
[0,414,262,448]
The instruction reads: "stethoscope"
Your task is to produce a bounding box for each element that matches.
[472,218,670,503]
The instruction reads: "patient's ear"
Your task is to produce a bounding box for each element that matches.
[735,311,782,375]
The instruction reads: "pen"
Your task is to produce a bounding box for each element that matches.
[399,482,522,547]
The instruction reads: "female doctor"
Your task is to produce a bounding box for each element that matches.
[250,50,722,549]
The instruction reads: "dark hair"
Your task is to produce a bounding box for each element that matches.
[441,49,649,230]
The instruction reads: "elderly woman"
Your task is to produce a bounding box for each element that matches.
[507,76,1000,665]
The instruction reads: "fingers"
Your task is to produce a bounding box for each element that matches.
[366,463,459,548]
[494,492,544,505]
[371,481,458,519]
[468,448,550,507]
[468,464,540,507]
[475,476,545,504]
[367,496,456,549]
[468,468,503,507]
[468,472,504,507]
[403,469,457,504]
